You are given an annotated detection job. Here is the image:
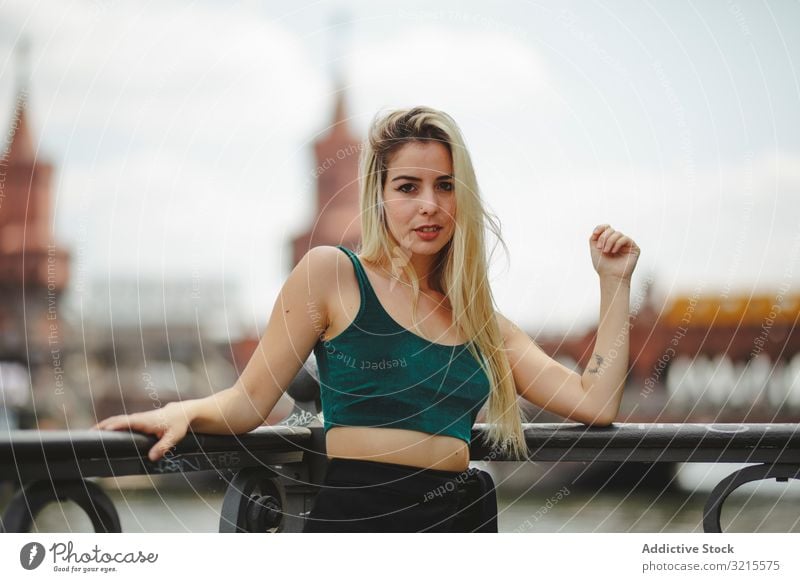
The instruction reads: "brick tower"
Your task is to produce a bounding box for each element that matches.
[0,76,70,367]
[290,82,362,267]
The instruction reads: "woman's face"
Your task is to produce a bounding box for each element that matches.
[382,140,456,256]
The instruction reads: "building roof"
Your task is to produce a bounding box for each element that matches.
[2,93,37,166]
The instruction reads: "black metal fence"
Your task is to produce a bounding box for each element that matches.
[2,420,798,533]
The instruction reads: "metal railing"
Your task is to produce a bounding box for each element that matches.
[2,369,798,533]
[2,421,798,533]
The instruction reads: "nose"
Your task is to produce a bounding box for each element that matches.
[418,187,439,215]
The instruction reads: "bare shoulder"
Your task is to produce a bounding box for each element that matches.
[299,245,348,275]
[293,245,351,316]
[494,310,545,354]
[494,311,521,345]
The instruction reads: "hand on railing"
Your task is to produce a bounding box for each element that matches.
[90,401,191,462]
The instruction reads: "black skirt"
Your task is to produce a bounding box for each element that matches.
[301,457,498,533]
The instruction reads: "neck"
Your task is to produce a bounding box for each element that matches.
[377,247,442,293]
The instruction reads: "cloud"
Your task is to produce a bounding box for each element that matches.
[488,149,800,331]
[3,0,799,337]
[0,0,333,331]
[347,21,557,128]
[1,0,328,150]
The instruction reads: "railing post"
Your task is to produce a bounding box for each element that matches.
[0,479,121,533]
[703,463,800,533]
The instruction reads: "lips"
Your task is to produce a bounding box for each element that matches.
[414,224,442,232]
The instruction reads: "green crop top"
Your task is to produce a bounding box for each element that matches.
[312,245,491,445]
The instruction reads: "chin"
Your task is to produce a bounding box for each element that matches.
[414,236,453,255]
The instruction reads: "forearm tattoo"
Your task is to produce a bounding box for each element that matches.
[587,354,604,374]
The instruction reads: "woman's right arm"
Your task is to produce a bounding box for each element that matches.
[93,245,339,461]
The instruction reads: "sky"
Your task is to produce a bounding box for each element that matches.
[1,0,799,340]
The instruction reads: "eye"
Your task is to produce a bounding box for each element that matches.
[438,182,454,192]
[397,183,416,193]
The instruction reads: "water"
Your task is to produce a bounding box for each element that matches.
[6,463,798,533]
[502,489,799,533]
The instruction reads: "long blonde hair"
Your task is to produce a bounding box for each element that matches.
[358,106,528,460]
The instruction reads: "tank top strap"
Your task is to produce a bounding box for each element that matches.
[336,245,370,287]
[335,245,390,323]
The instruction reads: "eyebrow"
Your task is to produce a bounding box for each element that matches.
[390,174,454,182]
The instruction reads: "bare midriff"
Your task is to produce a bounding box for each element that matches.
[325,427,470,472]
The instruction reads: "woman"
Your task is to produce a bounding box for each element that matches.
[93,106,640,532]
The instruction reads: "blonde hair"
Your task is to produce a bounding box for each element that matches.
[357,106,528,460]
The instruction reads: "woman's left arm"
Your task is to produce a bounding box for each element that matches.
[582,224,641,422]
[496,225,639,426]
[496,224,640,426]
